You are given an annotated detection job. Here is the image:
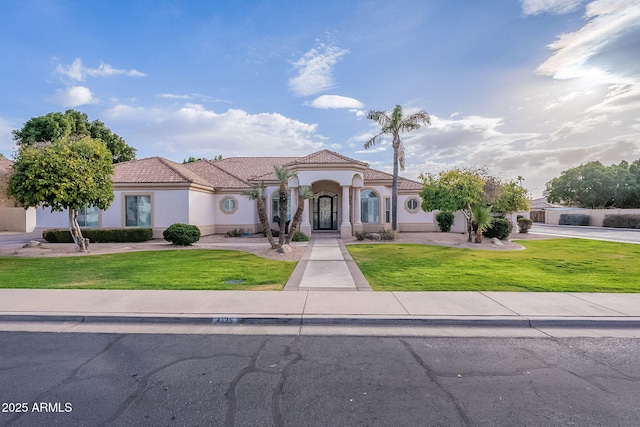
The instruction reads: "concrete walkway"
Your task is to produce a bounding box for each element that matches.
[284,236,371,291]
[1,289,639,328]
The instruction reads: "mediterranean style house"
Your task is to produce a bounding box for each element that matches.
[32,149,435,238]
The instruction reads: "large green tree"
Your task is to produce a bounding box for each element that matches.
[13,109,136,163]
[420,168,529,242]
[9,136,114,252]
[544,160,640,208]
[364,105,430,231]
[420,168,485,242]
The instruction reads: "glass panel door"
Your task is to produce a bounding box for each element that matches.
[318,196,333,229]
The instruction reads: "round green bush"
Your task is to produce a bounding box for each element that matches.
[435,211,455,232]
[483,218,513,240]
[291,231,309,242]
[517,217,533,233]
[163,223,201,246]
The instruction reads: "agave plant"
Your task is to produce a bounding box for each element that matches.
[471,204,493,243]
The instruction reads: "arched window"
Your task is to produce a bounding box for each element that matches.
[360,190,379,223]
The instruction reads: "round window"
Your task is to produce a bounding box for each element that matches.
[221,197,238,214]
[407,199,419,211]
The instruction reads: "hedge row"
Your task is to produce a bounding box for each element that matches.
[559,214,590,226]
[43,228,153,243]
[602,214,640,229]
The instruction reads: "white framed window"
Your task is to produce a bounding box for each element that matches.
[406,198,420,213]
[385,197,391,223]
[125,195,151,227]
[77,205,99,227]
[220,196,238,214]
[360,190,379,223]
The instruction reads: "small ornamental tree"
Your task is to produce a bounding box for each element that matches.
[9,136,114,252]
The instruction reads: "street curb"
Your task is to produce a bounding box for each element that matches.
[2,314,640,328]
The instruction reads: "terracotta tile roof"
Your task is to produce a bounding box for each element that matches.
[285,149,368,167]
[113,157,213,187]
[214,157,297,182]
[363,168,423,190]
[0,157,13,174]
[182,160,250,189]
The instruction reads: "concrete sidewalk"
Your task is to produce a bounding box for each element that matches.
[1,289,640,328]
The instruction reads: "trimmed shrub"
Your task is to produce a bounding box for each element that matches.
[354,230,368,241]
[42,228,153,243]
[602,214,640,229]
[163,223,201,246]
[291,231,309,242]
[225,228,245,237]
[379,229,398,241]
[435,211,455,232]
[517,217,533,233]
[483,218,513,240]
[559,213,590,226]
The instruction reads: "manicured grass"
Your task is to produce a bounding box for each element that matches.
[0,250,296,290]
[347,239,640,292]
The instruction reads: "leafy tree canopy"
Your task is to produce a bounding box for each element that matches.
[544,160,640,209]
[9,136,114,212]
[182,155,223,163]
[12,109,136,163]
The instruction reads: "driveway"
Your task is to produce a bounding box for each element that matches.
[531,223,640,244]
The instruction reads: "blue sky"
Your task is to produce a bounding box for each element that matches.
[1,0,639,197]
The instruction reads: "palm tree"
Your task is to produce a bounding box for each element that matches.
[471,204,493,243]
[273,165,296,247]
[285,185,316,244]
[365,105,430,230]
[243,182,277,249]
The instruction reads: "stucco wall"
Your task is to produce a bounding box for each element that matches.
[213,193,260,234]
[545,208,640,226]
[0,207,36,232]
[188,190,216,235]
[35,207,68,229]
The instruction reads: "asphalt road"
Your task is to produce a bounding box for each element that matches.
[1,332,639,426]
[531,223,640,244]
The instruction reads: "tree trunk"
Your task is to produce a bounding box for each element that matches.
[391,145,399,231]
[286,194,304,245]
[278,184,287,247]
[68,208,88,252]
[465,202,473,242]
[475,229,483,243]
[257,197,277,249]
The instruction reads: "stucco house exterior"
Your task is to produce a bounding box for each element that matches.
[0,157,36,232]
[33,149,434,238]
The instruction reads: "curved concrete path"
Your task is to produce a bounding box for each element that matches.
[284,236,371,291]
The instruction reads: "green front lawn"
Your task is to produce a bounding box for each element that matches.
[0,250,296,290]
[347,239,640,292]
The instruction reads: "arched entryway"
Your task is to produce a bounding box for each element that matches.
[313,192,338,230]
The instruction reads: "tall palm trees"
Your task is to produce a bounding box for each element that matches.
[273,166,296,247]
[286,185,315,245]
[365,105,430,230]
[243,182,277,249]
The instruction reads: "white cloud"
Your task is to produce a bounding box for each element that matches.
[56,58,147,82]
[288,43,349,97]
[521,0,585,15]
[551,114,608,140]
[536,1,640,83]
[104,104,327,157]
[47,86,97,107]
[308,95,364,109]
[158,93,231,103]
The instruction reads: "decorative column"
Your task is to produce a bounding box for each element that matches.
[340,185,352,238]
[300,198,311,236]
[352,186,363,233]
[290,186,298,220]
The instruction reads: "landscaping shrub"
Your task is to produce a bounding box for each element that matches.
[163,223,201,246]
[559,213,590,226]
[517,217,533,233]
[354,230,368,241]
[225,228,246,237]
[42,228,153,243]
[379,229,398,241]
[602,214,640,229]
[291,231,309,242]
[435,211,455,232]
[482,218,512,240]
